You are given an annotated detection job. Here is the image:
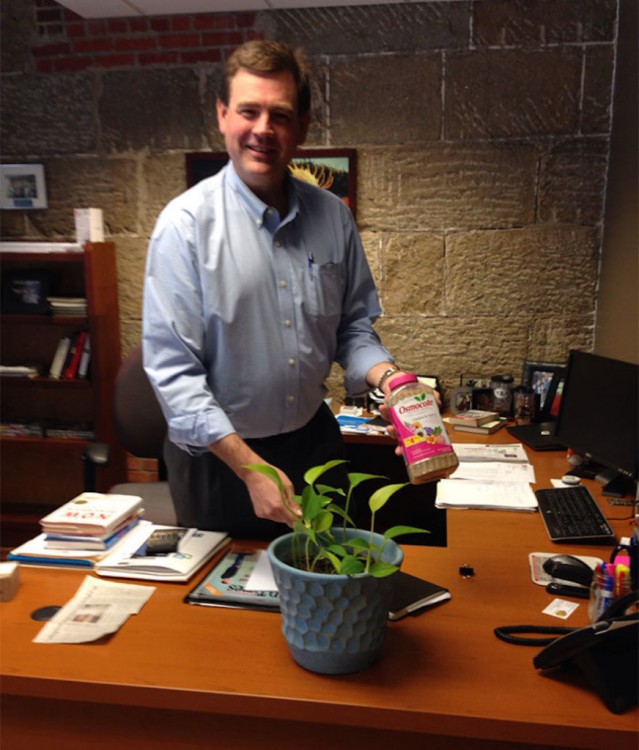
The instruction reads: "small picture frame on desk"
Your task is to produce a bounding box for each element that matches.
[450,386,473,415]
[472,387,494,411]
[522,361,566,421]
[1,270,50,314]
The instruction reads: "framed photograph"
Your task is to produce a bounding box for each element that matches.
[522,361,566,420]
[185,148,357,218]
[0,164,48,210]
[2,270,50,314]
[450,386,473,415]
[472,387,494,411]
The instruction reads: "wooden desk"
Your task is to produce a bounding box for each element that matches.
[1,431,637,750]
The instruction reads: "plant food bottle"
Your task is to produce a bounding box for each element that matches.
[387,373,459,484]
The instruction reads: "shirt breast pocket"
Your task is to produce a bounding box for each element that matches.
[305,262,342,319]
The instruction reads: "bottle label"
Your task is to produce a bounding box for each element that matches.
[389,390,454,464]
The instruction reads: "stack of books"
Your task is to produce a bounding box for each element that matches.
[9,492,229,582]
[8,492,144,568]
[48,296,87,316]
[447,409,505,435]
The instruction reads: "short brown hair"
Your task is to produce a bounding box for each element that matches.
[219,40,311,117]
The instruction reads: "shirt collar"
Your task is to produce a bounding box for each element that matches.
[225,161,299,229]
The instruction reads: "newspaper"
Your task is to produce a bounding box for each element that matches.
[33,575,155,644]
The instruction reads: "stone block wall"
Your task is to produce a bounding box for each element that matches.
[1,0,618,400]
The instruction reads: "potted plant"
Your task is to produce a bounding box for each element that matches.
[246,459,428,674]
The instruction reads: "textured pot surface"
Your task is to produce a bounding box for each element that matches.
[267,529,403,674]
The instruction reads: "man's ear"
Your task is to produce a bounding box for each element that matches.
[216,98,228,133]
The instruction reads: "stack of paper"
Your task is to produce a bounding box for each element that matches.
[436,443,538,512]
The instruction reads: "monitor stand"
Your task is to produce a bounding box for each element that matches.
[595,469,636,499]
[568,462,635,498]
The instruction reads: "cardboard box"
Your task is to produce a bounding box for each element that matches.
[74,208,104,244]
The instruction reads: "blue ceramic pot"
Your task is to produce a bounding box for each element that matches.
[267,528,403,675]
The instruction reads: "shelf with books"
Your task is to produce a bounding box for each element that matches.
[0,242,127,547]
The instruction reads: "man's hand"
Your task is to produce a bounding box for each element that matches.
[376,373,442,458]
[243,464,301,526]
[208,433,301,526]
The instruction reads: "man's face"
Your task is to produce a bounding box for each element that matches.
[217,68,310,204]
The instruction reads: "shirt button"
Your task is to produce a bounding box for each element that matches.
[288,358,296,367]
[279,279,287,288]
[284,319,292,327]
[287,395,295,403]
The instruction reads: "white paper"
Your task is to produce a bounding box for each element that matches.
[435,479,538,511]
[449,461,536,483]
[245,550,278,592]
[453,443,529,463]
[34,576,155,644]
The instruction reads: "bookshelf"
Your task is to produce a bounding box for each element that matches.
[0,242,127,548]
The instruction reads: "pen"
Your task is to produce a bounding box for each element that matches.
[308,254,315,279]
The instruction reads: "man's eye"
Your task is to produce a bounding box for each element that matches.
[272,112,292,124]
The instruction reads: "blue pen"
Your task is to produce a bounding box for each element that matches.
[601,562,616,614]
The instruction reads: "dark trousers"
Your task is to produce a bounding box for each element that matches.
[164,403,347,539]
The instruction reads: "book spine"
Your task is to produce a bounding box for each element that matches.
[77,334,91,379]
[49,336,71,379]
[63,330,87,380]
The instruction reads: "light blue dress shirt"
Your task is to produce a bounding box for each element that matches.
[143,162,392,454]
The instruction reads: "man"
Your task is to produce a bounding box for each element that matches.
[143,40,403,538]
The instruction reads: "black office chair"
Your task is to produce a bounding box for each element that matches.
[84,343,177,525]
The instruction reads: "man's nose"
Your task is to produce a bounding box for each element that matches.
[254,112,274,135]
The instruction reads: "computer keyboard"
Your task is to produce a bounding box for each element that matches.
[534,485,617,544]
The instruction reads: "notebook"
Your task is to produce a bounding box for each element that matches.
[507,422,565,452]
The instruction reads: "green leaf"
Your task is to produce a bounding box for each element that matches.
[316,483,344,498]
[368,483,408,514]
[243,464,284,492]
[314,509,334,533]
[326,543,348,557]
[343,536,370,550]
[340,555,366,575]
[303,489,326,521]
[304,459,348,487]
[383,525,430,540]
[323,549,342,574]
[368,560,399,578]
[346,472,387,490]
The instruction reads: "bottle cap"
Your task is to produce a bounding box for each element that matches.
[491,374,514,384]
[388,373,418,390]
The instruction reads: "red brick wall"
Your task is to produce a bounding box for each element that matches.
[126,455,160,483]
[33,0,259,73]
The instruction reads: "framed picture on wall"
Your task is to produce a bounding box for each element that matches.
[0,164,48,210]
[185,148,357,218]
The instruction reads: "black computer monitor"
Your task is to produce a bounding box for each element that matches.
[555,350,638,497]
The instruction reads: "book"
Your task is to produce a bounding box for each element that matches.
[453,419,507,435]
[388,571,451,621]
[185,548,281,612]
[39,492,144,536]
[62,330,88,379]
[44,513,143,550]
[77,333,91,378]
[95,523,229,582]
[48,336,71,379]
[447,409,499,427]
[7,533,117,568]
